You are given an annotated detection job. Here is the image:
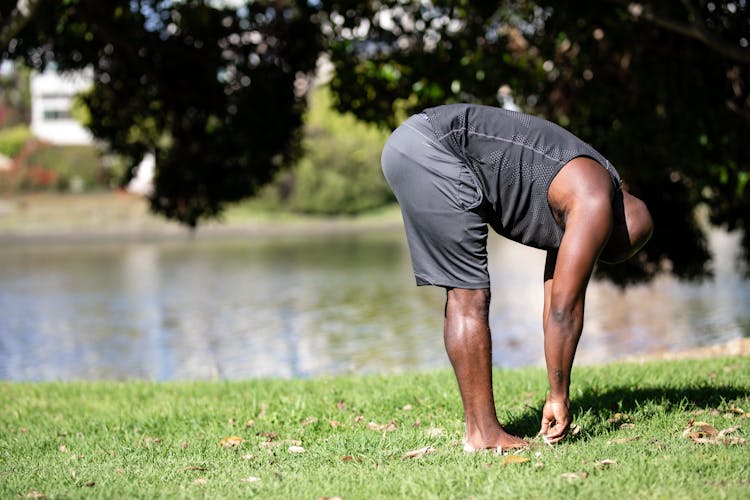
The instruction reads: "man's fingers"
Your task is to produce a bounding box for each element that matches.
[547,425,564,439]
[539,413,554,435]
[544,427,566,444]
[545,434,564,444]
[539,419,551,435]
[544,423,568,443]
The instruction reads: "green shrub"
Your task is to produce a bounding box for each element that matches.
[25,144,108,191]
[0,124,31,158]
[260,87,394,215]
[0,142,125,193]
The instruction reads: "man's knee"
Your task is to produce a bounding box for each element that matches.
[445,287,491,319]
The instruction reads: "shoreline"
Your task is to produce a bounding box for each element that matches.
[621,336,750,364]
[0,192,405,243]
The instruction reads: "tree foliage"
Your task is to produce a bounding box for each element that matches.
[319,0,750,283]
[3,0,322,226]
[0,63,31,126]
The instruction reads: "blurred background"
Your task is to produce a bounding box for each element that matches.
[0,0,748,380]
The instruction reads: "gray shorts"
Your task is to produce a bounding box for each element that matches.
[381,114,490,289]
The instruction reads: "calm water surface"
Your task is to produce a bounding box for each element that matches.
[1,229,748,380]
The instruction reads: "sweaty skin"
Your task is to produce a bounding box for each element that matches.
[447,156,653,450]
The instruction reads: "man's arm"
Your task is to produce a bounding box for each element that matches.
[540,196,613,443]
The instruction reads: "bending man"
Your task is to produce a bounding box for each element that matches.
[381,104,653,450]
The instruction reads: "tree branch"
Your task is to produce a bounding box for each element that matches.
[616,1,750,63]
[0,0,43,54]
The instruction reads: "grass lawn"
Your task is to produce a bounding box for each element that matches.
[1,357,749,499]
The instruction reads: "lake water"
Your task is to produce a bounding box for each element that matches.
[1,228,748,381]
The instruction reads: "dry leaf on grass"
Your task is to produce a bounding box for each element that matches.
[288,445,306,454]
[683,422,746,445]
[401,446,435,459]
[402,404,413,411]
[620,423,636,429]
[25,491,45,498]
[718,425,741,437]
[596,459,617,468]
[193,478,208,486]
[681,421,718,438]
[367,420,397,432]
[142,436,161,448]
[561,471,588,480]
[242,454,255,460]
[58,445,68,453]
[426,427,444,438]
[501,455,530,465]
[329,420,341,428]
[607,413,631,424]
[301,417,318,426]
[219,436,244,448]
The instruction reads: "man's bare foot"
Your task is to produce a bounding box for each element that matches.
[462,429,529,453]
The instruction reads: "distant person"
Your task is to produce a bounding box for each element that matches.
[381,104,653,450]
[497,84,522,112]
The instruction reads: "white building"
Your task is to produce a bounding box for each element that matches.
[30,67,94,145]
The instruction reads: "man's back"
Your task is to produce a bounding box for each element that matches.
[423,103,622,249]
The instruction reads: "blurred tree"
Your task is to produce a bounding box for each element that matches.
[3,0,322,226]
[319,0,750,283]
[0,64,31,126]
[0,1,43,53]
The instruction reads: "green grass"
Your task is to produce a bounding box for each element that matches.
[1,357,749,499]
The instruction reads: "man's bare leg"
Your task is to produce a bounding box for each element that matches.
[444,287,528,451]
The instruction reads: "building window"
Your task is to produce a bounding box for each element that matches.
[43,109,71,120]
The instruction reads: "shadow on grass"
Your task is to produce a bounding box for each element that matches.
[507,384,750,439]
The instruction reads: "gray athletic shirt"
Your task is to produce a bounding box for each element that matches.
[423,103,622,250]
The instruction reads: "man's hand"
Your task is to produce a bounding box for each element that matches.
[539,395,571,444]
